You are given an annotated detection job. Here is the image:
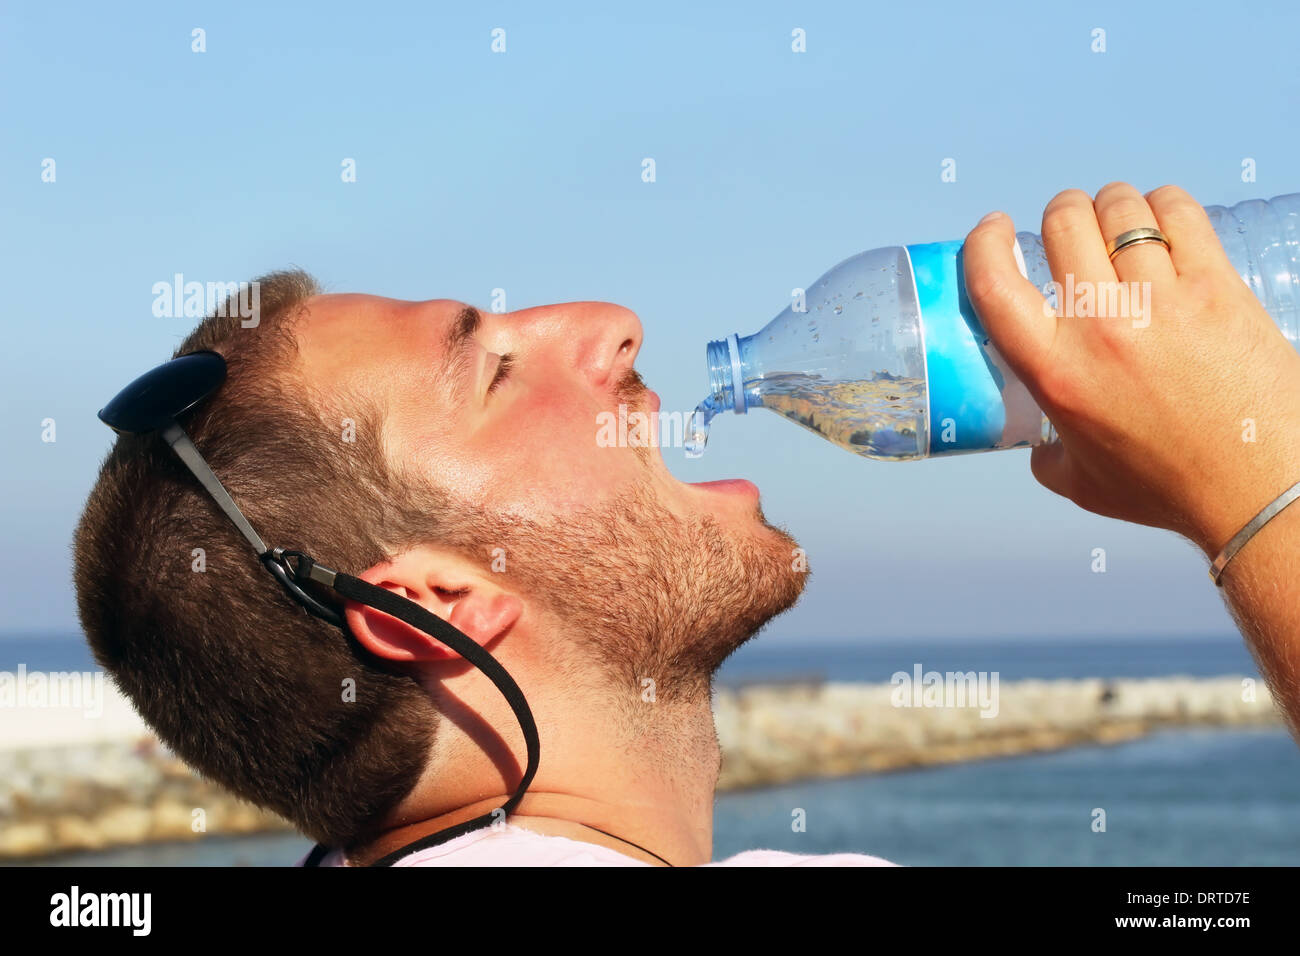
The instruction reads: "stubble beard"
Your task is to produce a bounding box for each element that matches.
[497,480,807,709]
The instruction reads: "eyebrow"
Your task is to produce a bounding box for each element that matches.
[444,305,481,354]
[437,305,483,404]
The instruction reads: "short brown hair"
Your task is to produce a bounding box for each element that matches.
[73,271,448,850]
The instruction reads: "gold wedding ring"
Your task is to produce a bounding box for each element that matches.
[1106,226,1171,260]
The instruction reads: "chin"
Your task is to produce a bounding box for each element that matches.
[708,516,808,661]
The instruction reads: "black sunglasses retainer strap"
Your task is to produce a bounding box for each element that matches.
[283,552,541,867]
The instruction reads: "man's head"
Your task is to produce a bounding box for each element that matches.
[74,271,806,850]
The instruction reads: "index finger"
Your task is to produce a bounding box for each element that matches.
[963,211,1058,382]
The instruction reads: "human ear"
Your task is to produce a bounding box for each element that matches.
[343,548,522,662]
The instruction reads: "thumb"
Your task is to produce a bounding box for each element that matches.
[962,211,1057,384]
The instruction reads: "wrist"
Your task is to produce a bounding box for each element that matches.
[1185,450,1300,560]
[1207,478,1300,584]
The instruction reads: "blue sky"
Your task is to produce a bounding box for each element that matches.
[2,0,1296,640]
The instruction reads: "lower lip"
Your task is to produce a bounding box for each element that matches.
[690,478,759,497]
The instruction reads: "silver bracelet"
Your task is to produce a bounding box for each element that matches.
[1209,478,1300,586]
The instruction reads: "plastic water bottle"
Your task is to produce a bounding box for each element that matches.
[687,193,1300,461]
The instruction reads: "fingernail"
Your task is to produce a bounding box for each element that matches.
[979,211,1004,225]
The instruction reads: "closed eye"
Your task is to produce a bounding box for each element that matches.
[488,354,514,394]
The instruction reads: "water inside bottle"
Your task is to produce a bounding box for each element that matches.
[761,373,926,459]
[686,373,928,461]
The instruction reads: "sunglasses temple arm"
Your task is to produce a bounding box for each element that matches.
[161,421,268,556]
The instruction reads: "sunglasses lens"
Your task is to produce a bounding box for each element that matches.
[98,350,227,434]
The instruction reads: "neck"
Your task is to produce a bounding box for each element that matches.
[346,690,721,868]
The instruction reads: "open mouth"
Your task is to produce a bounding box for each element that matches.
[626,377,757,497]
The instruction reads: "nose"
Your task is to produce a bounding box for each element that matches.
[515,302,643,389]
[585,304,642,388]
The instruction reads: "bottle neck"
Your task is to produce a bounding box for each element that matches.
[706,334,755,414]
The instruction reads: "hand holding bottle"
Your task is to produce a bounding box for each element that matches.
[963,182,1300,559]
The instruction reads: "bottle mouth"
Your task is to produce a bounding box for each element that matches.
[706,336,746,414]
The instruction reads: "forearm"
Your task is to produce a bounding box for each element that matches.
[1181,406,1300,738]
[1211,499,1300,739]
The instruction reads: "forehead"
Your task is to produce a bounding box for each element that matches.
[292,293,464,396]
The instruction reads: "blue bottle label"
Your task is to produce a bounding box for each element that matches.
[906,240,1007,454]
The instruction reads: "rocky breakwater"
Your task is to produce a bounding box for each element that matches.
[0,676,1283,858]
[0,738,289,858]
[712,675,1281,790]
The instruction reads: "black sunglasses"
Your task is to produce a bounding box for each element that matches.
[98,350,539,866]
